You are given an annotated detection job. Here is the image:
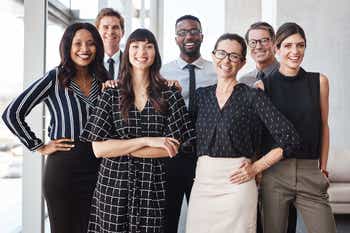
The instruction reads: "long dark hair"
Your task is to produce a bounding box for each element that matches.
[58,22,108,87]
[119,28,168,120]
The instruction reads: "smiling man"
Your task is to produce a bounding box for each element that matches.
[161,15,216,233]
[239,22,279,86]
[95,8,125,80]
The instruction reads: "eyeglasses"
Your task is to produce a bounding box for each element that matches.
[212,50,243,63]
[176,29,202,37]
[248,38,271,48]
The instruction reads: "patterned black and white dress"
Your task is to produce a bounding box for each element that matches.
[80,86,195,233]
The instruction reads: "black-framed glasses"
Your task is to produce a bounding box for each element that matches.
[248,37,271,48]
[176,29,202,37]
[212,50,243,63]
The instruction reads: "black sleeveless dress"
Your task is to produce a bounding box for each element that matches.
[262,67,321,159]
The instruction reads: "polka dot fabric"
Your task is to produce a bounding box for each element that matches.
[194,84,300,158]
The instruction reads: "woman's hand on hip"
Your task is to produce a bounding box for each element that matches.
[230,159,259,184]
[36,138,75,155]
[145,137,180,158]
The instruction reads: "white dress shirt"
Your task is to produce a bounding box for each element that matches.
[104,50,122,80]
[161,57,217,107]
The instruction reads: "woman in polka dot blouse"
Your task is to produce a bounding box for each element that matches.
[185,33,300,233]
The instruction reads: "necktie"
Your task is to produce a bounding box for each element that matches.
[256,70,265,81]
[107,58,115,80]
[185,64,196,115]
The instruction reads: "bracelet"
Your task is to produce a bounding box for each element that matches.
[320,169,329,178]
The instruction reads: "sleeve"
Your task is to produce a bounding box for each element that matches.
[164,87,196,151]
[80,89,115,142]
[251,89,301,157]
[1,70,55,151]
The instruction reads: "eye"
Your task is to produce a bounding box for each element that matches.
[146,44,154,49]
[87,41,95,46]
[112,25,120,30]
[284,43,292,48]
[297,43,305,49]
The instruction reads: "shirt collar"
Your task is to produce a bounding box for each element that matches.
[104,50,122,63]
[259,59,279,76]
[176,56,206,70]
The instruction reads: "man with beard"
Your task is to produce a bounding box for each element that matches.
[239,22,297,233]
[95,8,125,80]
[161,15,216,233]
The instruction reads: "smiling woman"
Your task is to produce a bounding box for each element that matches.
[80,28,195,233]
[2,22,108,233]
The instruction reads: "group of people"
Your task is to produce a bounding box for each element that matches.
[2,7,336,233]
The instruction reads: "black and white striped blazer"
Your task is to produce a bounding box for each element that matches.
[2,68,101,151]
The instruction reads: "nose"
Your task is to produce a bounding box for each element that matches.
[291,45,298,54]
[81,43,90,52]
[255,41,263,49]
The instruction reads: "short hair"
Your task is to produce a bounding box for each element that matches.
[244,21,275,42]
[214,33,247,61]
[175,15,202,30]
[95,8,125,32]
[275,22,306,49]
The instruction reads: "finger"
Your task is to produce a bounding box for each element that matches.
[165,140,178,155]
[56,138,74,143]
[55,147,72,152]
[166,137,180,145]
[230,175,244,184]
[56,143,75,149]
[164,141,177,157]
[162,144,173,158]
[229,168,242,177]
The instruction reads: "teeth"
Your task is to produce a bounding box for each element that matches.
[135,57,147,62]
[185,42,195,46]
[220,65,232,71]
[78,54,90,59]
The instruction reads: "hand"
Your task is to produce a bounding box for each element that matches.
[230,159,258,184]
[102,80,118,91]
[36,138,75,155]
[255,172,262,186]
[253,80,265,91]
[167,80,182,92]
[145,137,180,157]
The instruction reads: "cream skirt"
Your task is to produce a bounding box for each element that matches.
[186,156,258,233]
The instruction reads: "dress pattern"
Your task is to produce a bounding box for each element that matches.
[80,86,195,233]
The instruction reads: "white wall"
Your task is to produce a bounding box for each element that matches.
[274,0,350,150]
[226,0,350,150]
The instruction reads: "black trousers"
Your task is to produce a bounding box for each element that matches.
[164,155,196,233]
[42,142,100,233]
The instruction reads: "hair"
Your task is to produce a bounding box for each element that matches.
[275,22,306,49]
[214,33,247,61]
[95,8,125,32]
[119,28,168,120]
[244,21,275,42]
[58,22,108,87]
[175,15,202,31]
